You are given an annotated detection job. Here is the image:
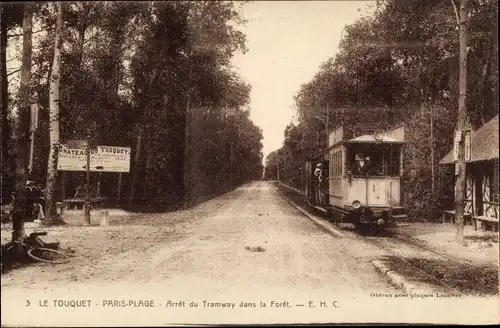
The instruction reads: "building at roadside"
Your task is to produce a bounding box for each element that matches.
[440,115,499,231]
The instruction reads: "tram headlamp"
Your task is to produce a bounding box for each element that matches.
[352,200,361,209]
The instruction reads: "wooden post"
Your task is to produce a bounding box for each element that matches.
[61,171,65,199]
[97,172,101,197]
[84,143,91,225]
[116,172,122,207]
[455,0,468,243]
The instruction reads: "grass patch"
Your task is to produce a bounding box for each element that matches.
[465,234,499,244]
[381,255,499,296]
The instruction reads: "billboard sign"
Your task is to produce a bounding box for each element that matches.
[57,145,131,172]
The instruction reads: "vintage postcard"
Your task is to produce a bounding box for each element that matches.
[1,0,499,326]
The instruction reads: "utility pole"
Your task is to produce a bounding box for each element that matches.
[455,0,468,243]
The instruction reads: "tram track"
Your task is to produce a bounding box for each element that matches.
[274,182,495,295]
[334,220,498,295]
[390,233,470,263]
[355,232,463,294]
[322,219,471,294]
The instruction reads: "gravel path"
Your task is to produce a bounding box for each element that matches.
[8,182,497,325]
[2,182,392,294]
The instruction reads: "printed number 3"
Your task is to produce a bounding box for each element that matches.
[26,300,31,307]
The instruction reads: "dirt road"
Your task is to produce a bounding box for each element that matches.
[2,181,392,290]
[13,181,495,325]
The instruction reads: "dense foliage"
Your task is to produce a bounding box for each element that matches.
[265,0,498,220]
[2,1,263,211]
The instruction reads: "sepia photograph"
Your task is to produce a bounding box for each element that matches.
[1,0,499,326]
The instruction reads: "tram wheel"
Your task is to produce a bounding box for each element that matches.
[353,222,363,231]
[330,211,340,224]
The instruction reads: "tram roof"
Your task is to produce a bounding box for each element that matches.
[343,134,406,144]
[327,134,406,150]
[305,134,406,161]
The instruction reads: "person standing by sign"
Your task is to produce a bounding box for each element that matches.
[31,181,46,222]
[25,181,44,221]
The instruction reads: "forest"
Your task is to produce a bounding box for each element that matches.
[264,0,498,220]
[1,1,264,218]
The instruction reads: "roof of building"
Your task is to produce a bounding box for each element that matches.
[440,115,499,164]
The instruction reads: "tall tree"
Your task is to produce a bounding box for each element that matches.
[1,3,23,202]
[11,3,33,249]
[45,1,64,220]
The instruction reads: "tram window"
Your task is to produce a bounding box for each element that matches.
[329,151,343,177]
[332,153,335,176]
[330,153,334,176]
[346,144,400,176]
[335,152,339,177]
[333,153,337,177]
[333,152,336,177]
[337,151,342,177]
[330,150,341,177]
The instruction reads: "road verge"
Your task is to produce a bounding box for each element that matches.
[275,187,345,238]
[371,259,430,294]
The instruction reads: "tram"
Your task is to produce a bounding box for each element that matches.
[304,125,407,229]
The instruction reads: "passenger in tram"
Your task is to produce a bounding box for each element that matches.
[353,154,371,176]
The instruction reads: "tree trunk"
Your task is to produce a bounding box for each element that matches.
[490,17,499,117]
[430,105,435,191]
[11,5,33,248]
[128,131,142,206]
[476,60,489,126]
[1,7,14,191]
[183,61,192,209]
[45,2,64,221]
[143,145,152,201]
[76,3,92,70]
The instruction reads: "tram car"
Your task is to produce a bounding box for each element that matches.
[304,125,407,229]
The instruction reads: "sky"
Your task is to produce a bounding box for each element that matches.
[230,0,375,162]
